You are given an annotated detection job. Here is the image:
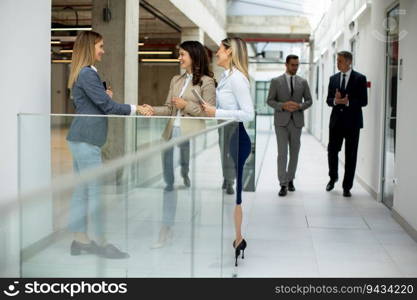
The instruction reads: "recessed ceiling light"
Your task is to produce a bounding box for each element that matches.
[51,27,92,31]
[52,60,72,63]
[141,59,179,63]
[138,51,172,55]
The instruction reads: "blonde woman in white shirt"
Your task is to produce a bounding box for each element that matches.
[203,37,254,267]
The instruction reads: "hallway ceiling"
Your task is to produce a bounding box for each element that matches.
[51,0,180,45]
[227,0,331,30]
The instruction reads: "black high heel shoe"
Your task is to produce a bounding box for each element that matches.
[233,239,247,267]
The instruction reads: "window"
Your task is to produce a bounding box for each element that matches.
[350,38,357,67]
[255,81,273,115]
[315,65,319,98]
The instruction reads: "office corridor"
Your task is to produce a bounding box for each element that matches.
[232,131,417,277]
[20,125,417,278]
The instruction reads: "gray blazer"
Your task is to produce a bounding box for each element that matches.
[267,74,312,128]
[67,66,132,147]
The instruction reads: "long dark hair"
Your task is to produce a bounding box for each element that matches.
[179,41,215,86]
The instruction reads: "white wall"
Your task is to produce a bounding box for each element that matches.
[0,0,51,276]
[394,0,417,231]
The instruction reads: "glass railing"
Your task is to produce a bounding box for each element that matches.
[241,113,274,191]
[11,114,240,277]
[254,115,274,188]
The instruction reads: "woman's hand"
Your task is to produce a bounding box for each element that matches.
[171,97,187,110]
[202,103,216,117]
[106,87,113,98]
[137,104,154,116]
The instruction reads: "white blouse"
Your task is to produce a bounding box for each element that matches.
[215,68,255,122]
[173,72,193,127]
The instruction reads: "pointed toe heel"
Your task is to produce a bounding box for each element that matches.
[233,239,247,267]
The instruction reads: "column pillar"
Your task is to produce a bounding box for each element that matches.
[92,0,139,106]
[92,0,139,186]
[181,27,206,76]
[181,27,205,44]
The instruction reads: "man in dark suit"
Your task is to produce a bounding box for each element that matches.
[326,51,368,197]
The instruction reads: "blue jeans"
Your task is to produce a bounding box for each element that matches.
[68,141,103,237]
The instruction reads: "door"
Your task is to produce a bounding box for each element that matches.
[382,4,400,208]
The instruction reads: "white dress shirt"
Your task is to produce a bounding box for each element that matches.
[90,65,137,115]
[215,68,254,122]
[173,72,193,127]
[335,68,352,107]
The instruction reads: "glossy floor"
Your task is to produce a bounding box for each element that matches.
[23,130,417,277]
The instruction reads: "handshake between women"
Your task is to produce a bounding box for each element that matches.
[136,97,198,117]
[136,104,155,116]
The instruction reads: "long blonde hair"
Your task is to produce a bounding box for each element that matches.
[68,31,103,88]
[222,37,249,79]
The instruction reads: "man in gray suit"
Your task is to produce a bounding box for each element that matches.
[267,55,313,196]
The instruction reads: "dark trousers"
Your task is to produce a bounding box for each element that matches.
[161,127,189,226]
[327,126,360,191]
[161,126,190,186]
[219,122,238,184]
[162,189,177,226]
[229,123,252,205]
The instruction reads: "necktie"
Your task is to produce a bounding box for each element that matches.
[290,76,294,97]
[341,73,346,95]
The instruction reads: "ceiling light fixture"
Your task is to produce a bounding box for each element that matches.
[138,51,173,55]
[141,59,179,63]
[51,27,92,31]
[52,60,72,63]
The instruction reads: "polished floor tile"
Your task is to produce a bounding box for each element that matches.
[317,259,402,277]
[23,125,417,278]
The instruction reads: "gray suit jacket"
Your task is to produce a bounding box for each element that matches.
[67,66,132,147]
[267,74,312,128]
